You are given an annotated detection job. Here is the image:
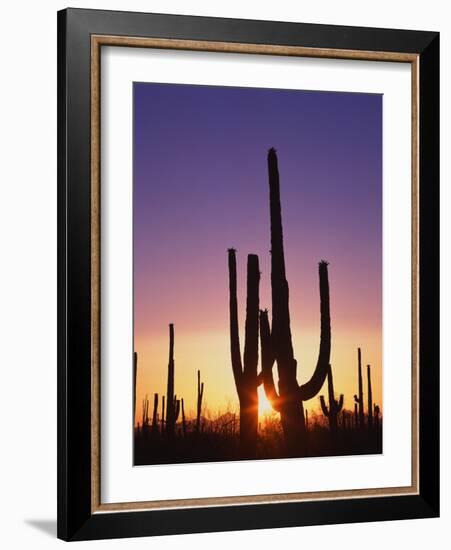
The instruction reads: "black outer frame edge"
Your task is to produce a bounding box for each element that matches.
[72,495,436,542]
[418,34,440,514]
[57,7,440,541]
[57,8,68,541]
[62,7,437,53]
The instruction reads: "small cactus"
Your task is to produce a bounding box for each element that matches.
[174,395,181,423]
[319,364,344,433]
[181,398,187,437]
[374,404,380,431]
[196,370,204,433]
[152,393,159,433]
[353,347,364,428]
[367,364,373,430]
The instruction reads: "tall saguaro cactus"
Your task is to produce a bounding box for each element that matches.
[354,348,364,428]
[260,148,331,453]
[196,370,204,433]
[133,352,138,428]
[367,364,373,430]
[319,364,344,433]
[165,323,176,437]
[228,249,262,457]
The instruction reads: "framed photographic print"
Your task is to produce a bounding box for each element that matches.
[57,8,439,541]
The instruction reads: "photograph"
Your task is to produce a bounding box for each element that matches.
[132,82,383,465]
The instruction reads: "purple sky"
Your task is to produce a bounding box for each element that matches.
[133,82,382,416]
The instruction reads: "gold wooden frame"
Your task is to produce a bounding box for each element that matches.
[90,35,419,514]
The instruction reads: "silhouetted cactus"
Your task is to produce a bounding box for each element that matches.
[260,148,331,453]
[161,395,165,430]
[228,249,262,457]
[165,324,176,437]
[196,370,204,433]
[142,394,150,429]
[133,352,138,427]
[354,402,358,429]
[354,348,364,428]
[319,364,344,433]
[367,365,373,430]
[374,404,380,431]
[152,393,159,433]
[174,395,181,423]
[181,398,187,437]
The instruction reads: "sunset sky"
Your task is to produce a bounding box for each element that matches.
[133,82,382,425]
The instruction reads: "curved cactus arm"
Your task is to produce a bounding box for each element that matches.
[260,309,282,412]
[228,248,243,396]
[298,261,331,401]
[354,394,361,405]
[336,394,344,413]
[319,395,329,417]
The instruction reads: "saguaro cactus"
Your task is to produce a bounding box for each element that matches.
[319,364,344,433]
[174,396,181,423]
[196,370,204,433]
[165,324,176,437]
[152,393,159,433]
[181,398,187,437]
[260,148,331,453]
[228,249,262,457]
[354,348,364,428]
[374,404,380,432]
[133,352,138,428]
[367,364,373,430]
[142,394,150,429]
[161,395,165,431]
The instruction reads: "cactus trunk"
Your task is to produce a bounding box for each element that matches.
[228,249,261,457]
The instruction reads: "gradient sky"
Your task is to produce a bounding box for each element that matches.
[133,82,382,425]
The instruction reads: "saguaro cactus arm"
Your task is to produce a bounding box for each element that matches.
[260,309,282,412]
[298,261,331,401]
[319,395,329,417]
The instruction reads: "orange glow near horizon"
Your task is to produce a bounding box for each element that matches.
[134,323,382,427]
